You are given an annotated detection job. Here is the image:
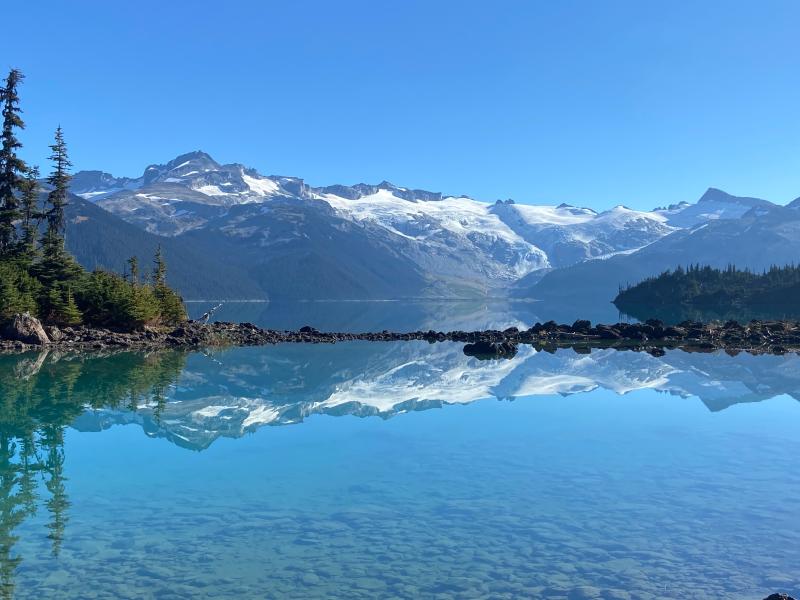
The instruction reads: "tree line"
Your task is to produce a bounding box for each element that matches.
[614,263,800,312]
[0,69,186,329]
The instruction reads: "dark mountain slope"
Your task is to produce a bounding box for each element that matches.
[179,198,430,300]
[65,195,262,299]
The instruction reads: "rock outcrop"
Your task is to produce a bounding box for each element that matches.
[2,313,50,345]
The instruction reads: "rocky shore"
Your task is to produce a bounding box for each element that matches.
[2,312,800,357]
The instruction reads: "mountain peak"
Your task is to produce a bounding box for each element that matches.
[697,187,771,207]
[698,187,734,204]
[165,150,219,170]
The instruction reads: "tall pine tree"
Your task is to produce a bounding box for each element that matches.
[37,127,80,284]
[43,126,70,246]
[34,128,82,323]
[18,166,40,262]
[152,246,186,325]
[0,69,27,257]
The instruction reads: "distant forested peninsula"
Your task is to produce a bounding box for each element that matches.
[0,69,186,331]
[614,264,800,322]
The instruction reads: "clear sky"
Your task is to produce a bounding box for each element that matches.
[3,0,800,210]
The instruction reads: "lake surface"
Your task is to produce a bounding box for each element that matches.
[0,303,798,599]
[184,298,629,332]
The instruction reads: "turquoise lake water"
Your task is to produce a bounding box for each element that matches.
[0,304,798,598]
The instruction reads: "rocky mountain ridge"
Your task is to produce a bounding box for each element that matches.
[66,150,794,301]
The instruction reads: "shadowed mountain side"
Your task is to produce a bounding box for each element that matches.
[65,195,262,300]
[178,199,432,301]
[67,193,434,301]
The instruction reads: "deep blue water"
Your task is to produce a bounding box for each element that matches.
[0,304,798,599]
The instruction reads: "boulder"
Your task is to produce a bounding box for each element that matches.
[45,325,63,342]
[596,325,622,339]
[572,319,591,332]
[762,594,796,600]
[2,313,50,345]
[463,340,518,360]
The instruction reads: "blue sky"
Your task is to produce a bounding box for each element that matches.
[3,0,800,210]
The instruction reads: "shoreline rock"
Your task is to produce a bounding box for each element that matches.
[2,312,50,346]
[463,340,519,360]
[2,316,800,357]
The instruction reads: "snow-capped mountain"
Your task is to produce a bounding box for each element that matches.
[490,200,673,268]
[654,187,775,228]
[527,192,800,306]
[68,150,694,296]
[69,343,800,450]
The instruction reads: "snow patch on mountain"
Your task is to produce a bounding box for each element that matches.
[314,187,550,281]
[242,172,280,197]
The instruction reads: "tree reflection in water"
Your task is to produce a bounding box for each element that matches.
[0,350,186,599]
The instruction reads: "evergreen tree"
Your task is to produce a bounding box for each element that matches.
[152,246,186,325]
[0,75,185,331]
[127,256,139,285]
[0,69,27,257]
[43,126,71,245]
[0,262,40,320]
[41,285,82,327]
[153,245,166,286]
[34,128,82,295]
[60,287,82,326]
[17,166,41,262]
[614,263,800,322]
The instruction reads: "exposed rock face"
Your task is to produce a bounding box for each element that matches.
[762,594,796,600]
[3,313,50,345]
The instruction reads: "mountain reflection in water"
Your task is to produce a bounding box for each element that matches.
[2,343,799,453]
[0,343,798,598]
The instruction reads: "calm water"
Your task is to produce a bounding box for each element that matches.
[0,304,798,599]
[184,298,628,332]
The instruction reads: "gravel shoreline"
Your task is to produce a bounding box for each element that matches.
[2,318,800,356]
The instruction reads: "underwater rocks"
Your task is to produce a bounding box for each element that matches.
[2,315,800,356]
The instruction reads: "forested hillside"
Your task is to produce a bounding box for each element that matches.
[614,264,800,319]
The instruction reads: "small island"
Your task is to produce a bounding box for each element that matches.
[614,264,800,322]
